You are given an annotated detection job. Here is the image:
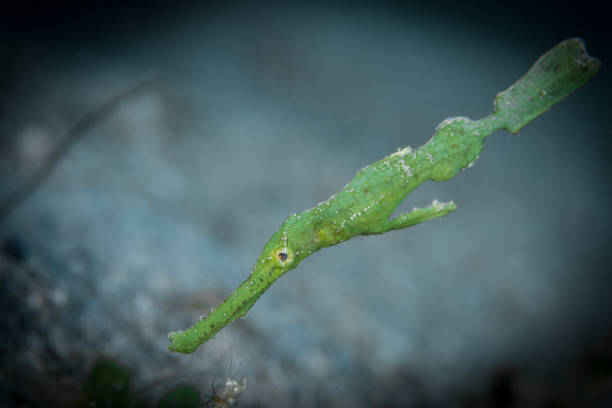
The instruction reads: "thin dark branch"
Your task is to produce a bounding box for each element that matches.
[0,77,159,222]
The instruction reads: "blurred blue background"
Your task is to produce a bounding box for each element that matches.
[1,1,611,406]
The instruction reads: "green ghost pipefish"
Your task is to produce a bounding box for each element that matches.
[168,38,600,354]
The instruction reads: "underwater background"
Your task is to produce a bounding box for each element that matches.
[1,1,611,406]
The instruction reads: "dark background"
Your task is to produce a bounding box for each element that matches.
[1,1,611,407]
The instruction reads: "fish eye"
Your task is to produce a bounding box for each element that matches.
[274,247,294,267]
